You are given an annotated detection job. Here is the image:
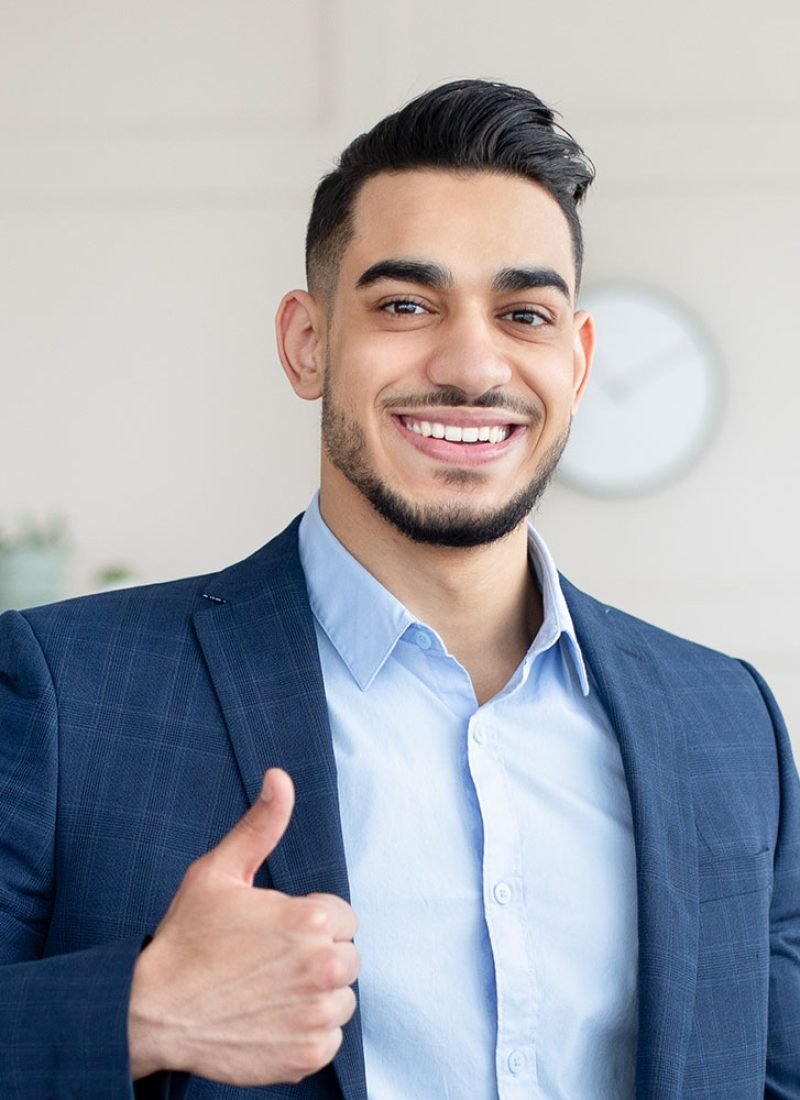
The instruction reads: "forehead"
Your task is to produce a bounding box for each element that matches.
[343,169,576,291]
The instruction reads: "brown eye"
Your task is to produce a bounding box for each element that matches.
[383,299,426,316]
[502,308,546,326]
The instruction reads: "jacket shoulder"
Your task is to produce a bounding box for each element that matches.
[11,516,306,654]
[560,574,749,674]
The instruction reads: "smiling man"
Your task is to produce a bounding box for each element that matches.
[276,166,593,709]
[286,171,586,552]
[1,81,799,1100]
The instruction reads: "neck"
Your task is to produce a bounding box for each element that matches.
[319,481,543,703]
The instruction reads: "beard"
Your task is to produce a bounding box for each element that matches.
[321,377,569,549]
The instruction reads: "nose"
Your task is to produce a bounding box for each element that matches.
[424,309,513,400]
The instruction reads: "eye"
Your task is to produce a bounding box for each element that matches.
[501,307,548,326]
[381,298,428,316]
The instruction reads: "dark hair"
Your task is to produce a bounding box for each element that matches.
[305,79,595,297]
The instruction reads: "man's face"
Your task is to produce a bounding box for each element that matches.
[309,170,593,547]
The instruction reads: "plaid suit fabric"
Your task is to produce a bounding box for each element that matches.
[0,518,798,1099]
[564,582,800,1098]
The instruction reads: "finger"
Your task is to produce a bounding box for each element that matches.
[327,984,358,1027]
[306,893,358,941]
[205,768,295,884]
[333,941,360,987]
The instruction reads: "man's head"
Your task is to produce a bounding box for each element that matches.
[277,81,596,551]
[305,79,594,303]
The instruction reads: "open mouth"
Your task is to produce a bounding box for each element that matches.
[392,414,525,464]
[402,416,512,444]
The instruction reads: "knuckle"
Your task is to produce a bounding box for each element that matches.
[339,900,358,935]
[342,942,361,983]
[327,1027,345,1061]
[315,893,357,935]
[312,944,345,990]
[306,994,336,1030]
[295,1035,336,1075]
[286,1057,311,1086]
[297,899,330,934]
[342,985,357,1020]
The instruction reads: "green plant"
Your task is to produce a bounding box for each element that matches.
[0,516,67,550]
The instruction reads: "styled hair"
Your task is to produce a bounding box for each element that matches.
[305,79,595,297]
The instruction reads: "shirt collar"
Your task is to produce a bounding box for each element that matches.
[526,525,590,695]
[299,496,415,691]
[298,494,589,695]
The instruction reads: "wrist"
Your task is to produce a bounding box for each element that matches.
[128,941,178,1080]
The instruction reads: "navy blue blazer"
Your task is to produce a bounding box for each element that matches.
[1,517,798,1099]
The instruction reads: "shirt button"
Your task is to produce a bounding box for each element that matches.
[493,881,512,905]
[472,726,485,744]
[507,1049,526,1075]
[413,630,432,651]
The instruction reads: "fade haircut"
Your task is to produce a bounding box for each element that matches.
[305,79,595,299]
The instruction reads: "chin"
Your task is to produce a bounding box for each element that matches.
[322,386,570,548]
[345,465,560,549]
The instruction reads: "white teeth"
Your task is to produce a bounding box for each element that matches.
[403,417,511,443]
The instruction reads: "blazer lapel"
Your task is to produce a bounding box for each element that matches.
[563,579,700,1099]
[192,517,367,1100]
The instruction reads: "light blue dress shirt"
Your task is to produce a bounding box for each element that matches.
[298,497,638,1099]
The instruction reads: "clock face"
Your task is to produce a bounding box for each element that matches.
[557,286,722,497]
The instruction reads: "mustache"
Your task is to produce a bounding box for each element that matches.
[383,387,539,419]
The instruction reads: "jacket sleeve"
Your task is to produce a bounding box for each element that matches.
[0,609,186,1100]
[741,662,800,1099]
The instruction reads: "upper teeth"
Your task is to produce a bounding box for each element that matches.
[404,419,511,443]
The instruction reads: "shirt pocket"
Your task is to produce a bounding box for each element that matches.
[698,845,773,904]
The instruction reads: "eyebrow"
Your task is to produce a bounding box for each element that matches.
[492,266,571,300]
[355,259,451,290]
[355,258,571,301]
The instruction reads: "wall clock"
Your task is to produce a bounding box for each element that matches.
[557,285,722,497]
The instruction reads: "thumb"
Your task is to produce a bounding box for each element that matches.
[205,768,295,884]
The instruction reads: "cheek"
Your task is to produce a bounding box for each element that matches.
[333,357,412,417]
[520,358,575,414]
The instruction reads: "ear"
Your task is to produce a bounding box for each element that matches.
[570,309,596,414]
[275,290,325,400]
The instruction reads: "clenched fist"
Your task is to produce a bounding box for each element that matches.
[128,769,359,1086]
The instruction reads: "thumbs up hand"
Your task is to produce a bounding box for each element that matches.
[128,769,359,1086]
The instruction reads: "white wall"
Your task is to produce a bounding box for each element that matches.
[2,1,798,738]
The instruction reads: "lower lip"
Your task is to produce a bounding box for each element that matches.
[392,416,525,465]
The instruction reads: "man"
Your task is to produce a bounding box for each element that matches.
[1,80,798,1100]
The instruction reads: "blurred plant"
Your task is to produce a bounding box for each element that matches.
[0,515,67,550]
[94,563,135,590]
[0,515,69,611]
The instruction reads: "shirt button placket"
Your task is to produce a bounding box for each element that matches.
[493,880,512,905]
[472,713,536,1095]
[507,1049,526,1076]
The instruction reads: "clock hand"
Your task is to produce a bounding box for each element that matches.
[602,336,695,402]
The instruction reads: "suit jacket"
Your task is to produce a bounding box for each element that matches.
[1,517,798,1100]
